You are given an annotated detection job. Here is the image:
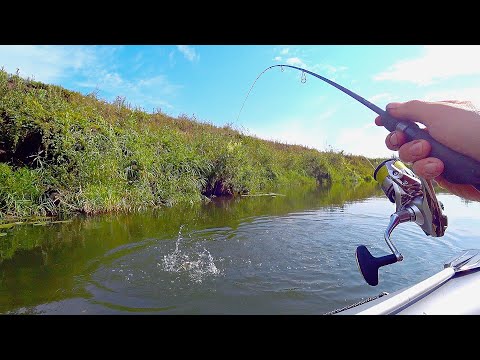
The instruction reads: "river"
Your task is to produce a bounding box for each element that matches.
[1,183,480,314]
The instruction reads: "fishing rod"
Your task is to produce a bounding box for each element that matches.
[238,64,480,188]
[239,64,480,286]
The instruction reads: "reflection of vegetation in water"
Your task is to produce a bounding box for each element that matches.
[0,183,382,312]
[0,182,381,263]
[2,162,466,314]
[0,70,383,220]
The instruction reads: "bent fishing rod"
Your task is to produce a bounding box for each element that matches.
[238,64,480,189]
[239,64,480,286]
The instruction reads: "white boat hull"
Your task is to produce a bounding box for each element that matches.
[336,250,480,315]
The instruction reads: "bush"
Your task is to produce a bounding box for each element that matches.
[0,69,380,218]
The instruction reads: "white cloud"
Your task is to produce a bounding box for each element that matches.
[132,52,145,72]
[309,63,347,75]
[176,45,199,62]
[272,46,347,80]
[286,57,306,68]
[91,71,181,111]
[0,45,96,83]
[374,45,480,85]
[101,72,124,87]
[168,50,176,66]
[367,93,397,105]
[248,110,395,159]
[315,64,347,74]
[0,45,183,113]
[252,122,327,150]
[136,75,183,96]
[247,109,335,150]
[335,124,395,158]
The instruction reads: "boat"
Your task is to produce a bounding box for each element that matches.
[330,249,480,315]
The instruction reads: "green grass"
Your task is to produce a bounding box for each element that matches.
[0,69,386,220]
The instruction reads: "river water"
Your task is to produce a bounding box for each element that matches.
[1,183,480,314]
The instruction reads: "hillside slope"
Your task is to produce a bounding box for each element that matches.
[0,70,384,219]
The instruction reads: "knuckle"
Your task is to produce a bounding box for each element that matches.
[412,163,429,178]
[397,146,411,162]
[404,99,423,110]
[398,142,423,162]
[385,135,397,150]
[407,99,422,106]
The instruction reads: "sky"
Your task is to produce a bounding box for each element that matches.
[1,45,480,158]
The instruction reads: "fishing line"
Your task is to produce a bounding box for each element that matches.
[236,64,379,168]
[236,64,480,186]
[235,65,277,124]
[236,64,386,124]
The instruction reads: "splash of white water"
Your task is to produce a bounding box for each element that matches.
[161,225,221,283]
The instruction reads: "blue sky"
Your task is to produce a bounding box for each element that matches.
[1,45,480,158]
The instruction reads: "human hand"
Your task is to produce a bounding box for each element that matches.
[375,100,480,202]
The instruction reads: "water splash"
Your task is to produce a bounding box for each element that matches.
[161,225,221,283]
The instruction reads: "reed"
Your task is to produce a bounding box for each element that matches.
[0,69,384,219]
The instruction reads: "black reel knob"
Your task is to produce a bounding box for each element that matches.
[355,245,398,286]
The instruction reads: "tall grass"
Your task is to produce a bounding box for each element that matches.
[0,70,385,219]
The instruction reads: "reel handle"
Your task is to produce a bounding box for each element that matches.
[356,246,398,286]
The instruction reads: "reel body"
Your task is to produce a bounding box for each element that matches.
[356,159,448,286]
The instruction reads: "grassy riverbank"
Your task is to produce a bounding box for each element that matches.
[0,70,385,220]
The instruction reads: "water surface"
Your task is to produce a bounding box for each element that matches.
[1,183,479,314]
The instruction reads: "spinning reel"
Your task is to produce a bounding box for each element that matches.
[356,159,448,286]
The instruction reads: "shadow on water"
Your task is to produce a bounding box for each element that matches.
[0,182,383,313]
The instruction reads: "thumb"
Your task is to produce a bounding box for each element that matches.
[386,99,480,162]
[386,100,459,128]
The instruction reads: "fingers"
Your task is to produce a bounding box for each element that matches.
[375,100,441,127]
[398,139,431,163]
[377,99,477,128]
[385,100,438,127]
[411,157,444,180]
[385,131,407,150]
[384,130,432,157]
[375,99,480,203]
[385,100,475,128]
[384,131,444,178]
[388,136,437,177]
[385,131,439,177]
